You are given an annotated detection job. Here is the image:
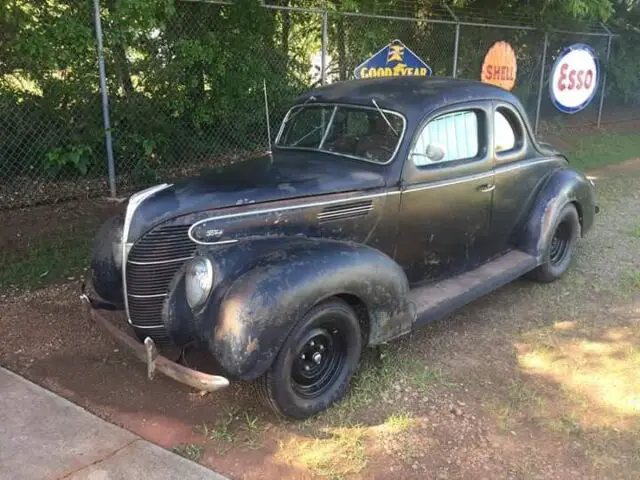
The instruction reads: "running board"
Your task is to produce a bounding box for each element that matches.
[409,250,538,327]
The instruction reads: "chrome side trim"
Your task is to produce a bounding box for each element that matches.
[495,157,559,175]
[188,191,391,242]
[122,183,172,326]
[185,158,559,249]
[129,293,169,299]
[128,256,194,266]
[189,238,240,247]
[403,171,494,194]
[402,158,560,194]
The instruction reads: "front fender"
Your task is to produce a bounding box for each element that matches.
[518,167,596,261]
[166,238,412,380]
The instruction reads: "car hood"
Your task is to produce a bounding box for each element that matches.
[126,151,387,241]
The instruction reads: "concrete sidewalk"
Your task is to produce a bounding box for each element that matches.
[0,367,228,480]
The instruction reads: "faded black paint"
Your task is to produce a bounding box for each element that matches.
[162,238,412,380]
[518,167,596,260]
[89,77,598,381]
[126,152,388,242]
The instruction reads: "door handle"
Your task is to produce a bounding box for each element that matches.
[477,184,495,193]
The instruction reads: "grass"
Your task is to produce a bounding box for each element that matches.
[323,350,455,425]
[277,427,368,479]
[380,413,413,434]
[628,224,640,238]
[194,408,267,454]
[171,443,204,462]
[0,225,94,291]
[565,132,640,171]
[620,270,640,292]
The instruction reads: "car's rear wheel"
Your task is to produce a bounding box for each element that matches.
[527,203,581,283]
[256,298,362,419]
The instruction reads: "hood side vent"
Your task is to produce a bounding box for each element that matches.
[318,200,374,223]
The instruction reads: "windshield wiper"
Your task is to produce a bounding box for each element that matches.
[291,125,323,146]
[371,98,399,136]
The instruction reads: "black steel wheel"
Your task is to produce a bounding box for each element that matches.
[527,204,581,283]
[256,298,362,419]
[549,221,571,266]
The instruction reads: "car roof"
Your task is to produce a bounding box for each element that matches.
[293,76,523,115]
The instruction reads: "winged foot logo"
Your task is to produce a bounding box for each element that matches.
[354,39,432,79]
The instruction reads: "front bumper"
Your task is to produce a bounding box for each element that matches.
[80,288,229,393]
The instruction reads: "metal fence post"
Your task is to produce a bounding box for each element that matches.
[452,24,460,78]
[92,0,116,198]
[321,11,328,85]
[597,33,613,128]
[444,4,460,78]
[534,32,549,136]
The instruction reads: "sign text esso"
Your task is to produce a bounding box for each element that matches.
[549,44,600,114]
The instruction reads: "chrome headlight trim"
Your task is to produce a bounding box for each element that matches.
[184,256,215,312]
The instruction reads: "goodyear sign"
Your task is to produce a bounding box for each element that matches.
[354,39,432,79]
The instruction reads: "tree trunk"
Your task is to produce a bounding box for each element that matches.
[337,15,346,80]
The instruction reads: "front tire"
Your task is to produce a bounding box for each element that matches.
[257,298,362,419]
[528,203,581,283]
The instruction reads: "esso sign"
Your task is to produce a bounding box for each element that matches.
[549,44,600,114]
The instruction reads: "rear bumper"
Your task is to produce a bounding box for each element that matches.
[80,287,229,393]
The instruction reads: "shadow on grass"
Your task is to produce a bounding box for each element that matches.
[0,225,94,291]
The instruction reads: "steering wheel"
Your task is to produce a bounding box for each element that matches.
[360,143,393,162]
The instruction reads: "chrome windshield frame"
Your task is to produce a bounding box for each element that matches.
[274,102,407,166]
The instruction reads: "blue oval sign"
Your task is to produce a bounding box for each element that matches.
[549,43,600,114]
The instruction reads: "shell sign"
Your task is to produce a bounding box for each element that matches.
[549,43,600,114]
[481,41,517,91]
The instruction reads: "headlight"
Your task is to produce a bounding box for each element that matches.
[185,257,214,311]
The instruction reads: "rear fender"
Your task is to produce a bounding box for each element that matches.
[165,238,412,380]
[518,168,596,261]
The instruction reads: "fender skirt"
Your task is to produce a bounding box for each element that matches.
[164,238,413,380]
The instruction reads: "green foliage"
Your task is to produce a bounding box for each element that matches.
[0,0,636,190]
[45,145,93,176]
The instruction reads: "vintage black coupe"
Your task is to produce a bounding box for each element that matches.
[83,77,597,419]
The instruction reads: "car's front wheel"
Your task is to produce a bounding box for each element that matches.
[528,203,581,283]
[256,298,362,419]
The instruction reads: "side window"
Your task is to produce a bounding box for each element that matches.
[494,107,524,154]
[411,110,479,166]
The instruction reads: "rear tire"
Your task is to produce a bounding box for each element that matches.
[527,204,581,283]
[256,298,362,419]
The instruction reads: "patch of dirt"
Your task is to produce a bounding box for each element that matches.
[0,198,122,255]
[1,167,639,479]
[587,157,640,178]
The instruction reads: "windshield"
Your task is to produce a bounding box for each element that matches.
[276,104,404,164]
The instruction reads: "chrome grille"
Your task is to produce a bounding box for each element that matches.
[126,224,196,333]
[128,225,196,263]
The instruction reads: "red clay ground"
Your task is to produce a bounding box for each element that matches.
[1,135,639,479]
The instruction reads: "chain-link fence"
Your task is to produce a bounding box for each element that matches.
[0,0,634,209]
